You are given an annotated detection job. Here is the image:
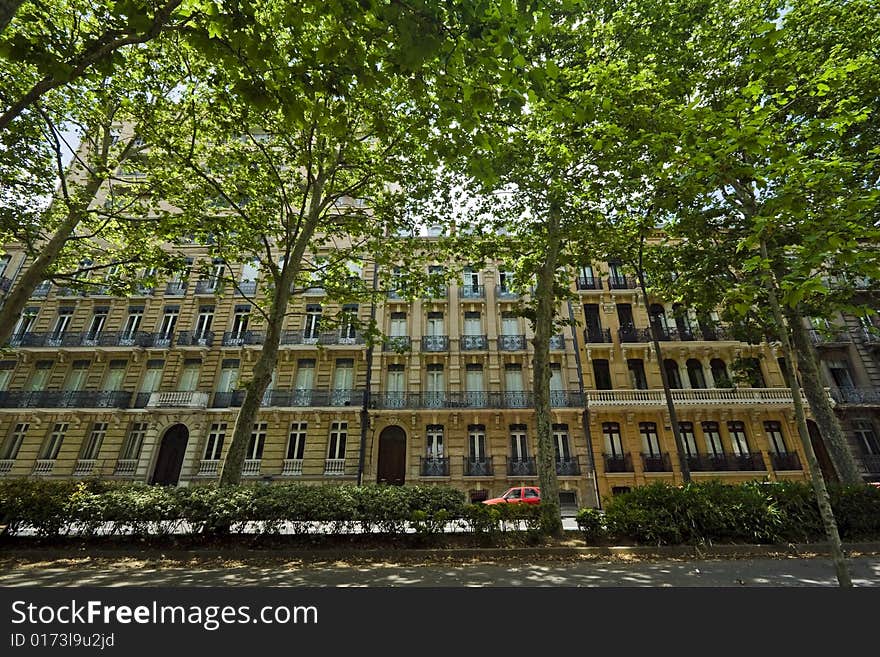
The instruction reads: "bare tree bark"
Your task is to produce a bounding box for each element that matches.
[761,239,852,587]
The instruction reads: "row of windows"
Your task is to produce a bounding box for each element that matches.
[601,420,790,457]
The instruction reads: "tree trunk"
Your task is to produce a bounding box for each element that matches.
[532,213,563,536]
[219,184,325,486]
[786,306,863,484]
[635,244,691,484]
[0,0,24,34]
[761,240,852,587]
[0,172,104,344]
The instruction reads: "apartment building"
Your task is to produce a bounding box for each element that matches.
[0,234,819,508]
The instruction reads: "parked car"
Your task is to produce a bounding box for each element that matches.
[482,486,541,505]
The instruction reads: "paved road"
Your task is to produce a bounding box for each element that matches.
[1,555,878,587]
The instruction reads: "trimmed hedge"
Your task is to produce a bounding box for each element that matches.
[584,480,880,546]
[0,480,540,539]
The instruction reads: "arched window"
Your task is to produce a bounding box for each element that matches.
[710,358,731,387]
[686,359,707,389]
[664,359,682,389]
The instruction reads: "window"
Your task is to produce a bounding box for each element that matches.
[426,424,444,458]
[608,260,625,286]
[462,266,481,295]
[81,422,107,460]
[702,422,724,456]
[294,359,315,404]
[583,304,603,340]
[764,421,788,454]
[501,311,519,336]
[139,359,164,393]
[333,358,354,391]
[102,360,126,391]
[640,422,661,457]
[553,424,571,460]
[328,422,347,460]
[340,304,358,341]
[230,305,250,338]
[120,422,147,460]
[463,311,482,336]
[158,307,179,340]
[240,260,259,283]
[679,422,698,457]
[710,359,731,387]
[85,308,108,342]
[194,306,214,339]
[386,364,405,403]
[65,360,90,391]
[0,423,28,460]
[287,422,307,460]
[510,424,528,460]
[203,259,225,290]
[649,304,669,338]
[40,423,68,460]
[179,359,201,392]
[627,359,648,390]
[426,311,445,336]
[739,357,765,387]
[468,424,486,460]
[12,307,38,336]
[686,359,707,389]
[550,363,565,405]
[853,420,880,455]
[426,364,444,407]
[664,359,682,389]
[0,253,10,278]
[499,269,515,292]
[27,361,52,391]
[0,361,15,392]
[304,304,322,340]
[603,423,624,457]
[465,363,484,406]
[504,364,525,406]
[593,359,612,390]
[247,423,267,460]
[204,423,226,460]
[218,359,239,392]
[826,359,855,389]
[727,421,750,455]
[121,307,143,342]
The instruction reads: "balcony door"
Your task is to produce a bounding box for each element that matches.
[150,423,188,486]
[376,425,406,485]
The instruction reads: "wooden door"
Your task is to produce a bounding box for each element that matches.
[151,424,188,485]
[377,426,406,485]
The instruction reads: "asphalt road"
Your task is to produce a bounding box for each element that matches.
[1,555,878,587]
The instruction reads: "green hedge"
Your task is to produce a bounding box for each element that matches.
[0,480,492,538]
[583,480,880,545]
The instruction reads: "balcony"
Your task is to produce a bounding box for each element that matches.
[576,276,602,291]
[830,387,880,405]
[212,390,247,408]
[30,281,51,297]
[383,336,411,352]
[131,392,151,408]
[608,276,637,290]
[650,326,697,342]
[242,459,262,476]
[861,328,880,348]
[863,454,880,474]
[731,452,766,471]
[281,459,303,476]
[146,333,174,348]
[771,452,803,471]
[222,330,265,346]
[0,276,13,292]
[421,335,449,352]
[498,334,526,351]
[73,459,98,476]
[549,334,565,350]
[496,285,519,300]
[146,391,209,409]
[369,390,583,410]
[164,281,187,296]
[697,323,733,341]
[556,456,581,476]
[0,390,131,409]
[279,330,365,346]
[131,284,154,297]
[236,281,258,296]
[809,328,852,347]
[507,457,536,476]
[461,334,488,350]
[687,454,735,472]
[222,389,365,408]
[55,286,80,298]
[584,328,612,344]
[603,453,634,473]
[420,457,450,477]
[176,330,214,347]
[459,284,485,299]
[196,460,221,477]
[33,459,55,475]
[324,458,346,475]
[114,459,138,476]
[618,326,651,343]
[8,331,158,348]
[463,456,493,477]
[194,280,221,295]
[641,452,672,472]
[0,459,13,475]
[585,388,795,408]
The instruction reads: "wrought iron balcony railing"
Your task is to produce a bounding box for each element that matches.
[556,456,581,476]
[603,453,634,473]
[618,326,652,343]
[584,328,612,343]
[608,276,637,290]
[30,281,51,297]
[641,452,672,472]
[507,457,536,476]
[421,335,449,352]
[463,456,493,477]
[0,390,131,409]
[770,452,802,471]
[498,334,526,351]
[164,281,187,295]
[808,328,852,346]
[461,334,488,350]
[236,281,258,296]
[383,336,411,352]
[8,331,157,348]
[279,330,365,346]
[576,276,602,291]
[830,387,880,405]
[459,284,485,299]
[222,330,265,346]
[419,457,450,477]
[213,389,366,408]
[863,454,880,474]
[194,280,222,294]
[0,276,13,292]
[176,330,214,347]
[369,390,584,409]
[549,334,565,350]
[496,285,519,299]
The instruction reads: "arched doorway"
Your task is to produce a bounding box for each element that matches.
[376,425,406,485]
[807,420,839,484]
[150,424,189,486]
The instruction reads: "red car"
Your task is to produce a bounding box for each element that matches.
[482,486,541,505]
